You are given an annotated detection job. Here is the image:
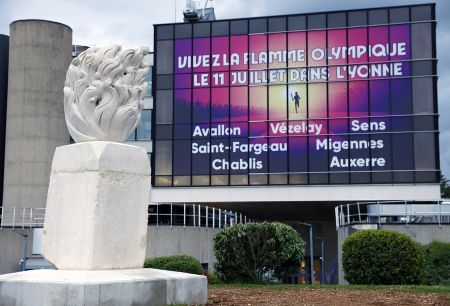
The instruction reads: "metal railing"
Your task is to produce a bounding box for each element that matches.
[148,203,250,228]
[0,204,250,230]
[0,207,46,229]
[335,199,450,229]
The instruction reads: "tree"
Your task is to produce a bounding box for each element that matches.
[213,222,306,283]
[441,174,450,198]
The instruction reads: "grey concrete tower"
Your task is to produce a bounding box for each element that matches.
[2,20,72,209]
[0,35,9,207]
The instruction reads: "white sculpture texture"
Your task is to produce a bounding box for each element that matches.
[64,45,150,142]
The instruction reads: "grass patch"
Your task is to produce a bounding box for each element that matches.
[209,283,450,293]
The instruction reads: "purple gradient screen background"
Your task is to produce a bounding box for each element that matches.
[172,25,412,176]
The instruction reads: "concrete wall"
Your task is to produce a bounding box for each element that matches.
[0,35,8,207]
[337,227,350,285]
[380,224,450,244]
[3,20,72,210]
[0,229,32,274]
[146,226,220,269]
[151,184,440,203]
[337,224,450,284]
[0,226,219,274]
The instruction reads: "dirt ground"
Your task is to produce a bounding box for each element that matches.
[208,286,450,306]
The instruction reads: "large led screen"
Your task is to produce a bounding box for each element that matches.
[153,5,439,187]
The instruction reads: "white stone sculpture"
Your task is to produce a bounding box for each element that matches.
[63,45,150,142]
[0,43,207,306]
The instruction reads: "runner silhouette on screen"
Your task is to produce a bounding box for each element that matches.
[291,91,300,113]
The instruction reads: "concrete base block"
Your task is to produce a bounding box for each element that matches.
[0,268,207,306]
[42,141,151,270]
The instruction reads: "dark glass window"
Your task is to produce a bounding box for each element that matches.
[155,124,172,140]
[156,40,173,75]
[270,174,288,185]
[411,23,432,59]
[194,22,210,37]
[413,115,435,131]
[249,18,267,34]
[156,25,174,40]
[310,174,329,184]
[412,61,433,76]
[414,132,436,169]
[348,10,367,26]
[211,175,229,185]
[249,175,267,185]
[289,174,308,185]
[173,176,191,186]
[369,9,388,25]
[411,5,432,21]
[351,173,370,184]
[192,175,209,186]
[268,17,286,32]
[175,24,192,38]
[412,77,434,114]
[288,15,306,31]
[156,90,173,124]
[230,20,248,35]
[330,173,350,184]
[212,21,229,36]
[372,172,392,184]
[156,75,173,90]
[327,12,346,28]
[308,14,326,29]
[390,7,409,23]
[154,141,172,175]
[230,174,248,185]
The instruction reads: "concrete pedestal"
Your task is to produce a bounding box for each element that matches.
[42,141,151,270]
[16,141,208,304]
[0,268,208,306]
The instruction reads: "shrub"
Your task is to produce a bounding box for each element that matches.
[424,241,450,285]
[207,271,222,284]
[144,255,203,275]
[342,229,424,285]
[213,222,306,283]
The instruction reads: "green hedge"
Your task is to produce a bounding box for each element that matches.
[207,271,222,284]
[342,229,424,285]
[424,241,450,285]
[143,255,203,275]
[213,222,306,283]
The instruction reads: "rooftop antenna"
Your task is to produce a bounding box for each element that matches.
[183,0,214,22]
[200,0,213,21]
[184,0,199,22]
[186,0,197,10]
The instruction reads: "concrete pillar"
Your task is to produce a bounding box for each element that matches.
[0,35,9,207]
[3,20,72,210]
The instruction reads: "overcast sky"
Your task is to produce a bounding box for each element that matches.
[0,0,449,178]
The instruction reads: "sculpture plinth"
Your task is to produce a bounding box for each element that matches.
[0,142,207,305]
[42,141,150,270]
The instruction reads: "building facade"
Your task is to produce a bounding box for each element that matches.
[151,3,442,284]
[0,4,447,285]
